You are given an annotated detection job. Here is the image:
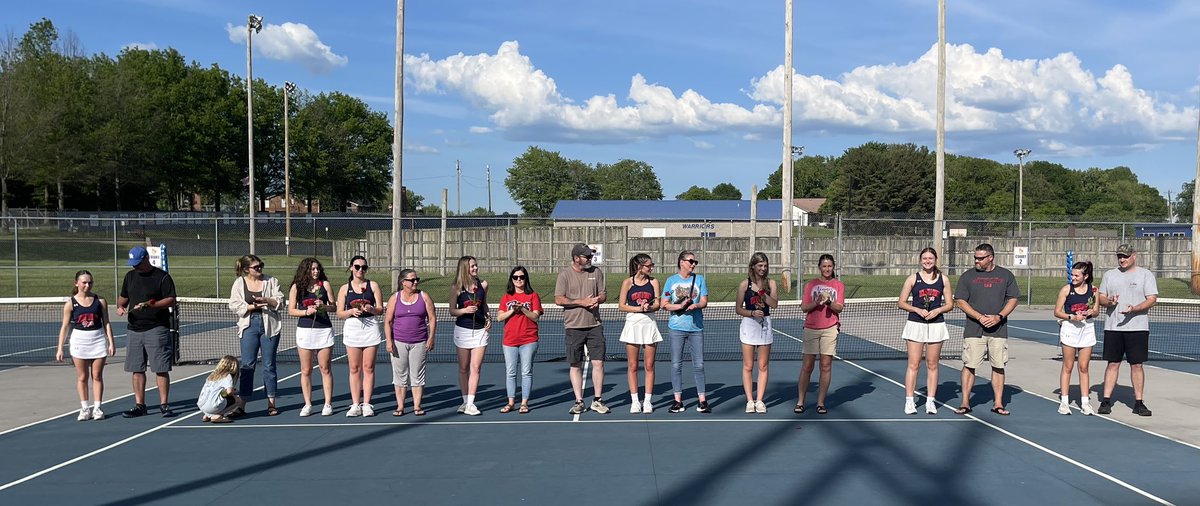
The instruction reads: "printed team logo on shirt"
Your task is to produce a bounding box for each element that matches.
[973,277,1002,288]
[505,300,531,311]
[671,283,697,303]
[629,291,653,305]
[75,312,96,329]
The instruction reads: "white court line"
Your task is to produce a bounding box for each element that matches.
[771,328,1174,506]
[0,352,347,490]
[0,321,214,359]
[1012,386,1200,453]
[168,417,975,429]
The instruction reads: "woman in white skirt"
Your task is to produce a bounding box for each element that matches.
[288,257,336,416]
[56,270,116,421]
[618,253,662,413]
[897,247,954,415]
[1053,261,1099,415]
[735,252,778,414]
[449,256,490,416]
[336,255,383,417]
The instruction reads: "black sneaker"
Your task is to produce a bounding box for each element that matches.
[122,404,147,418]
[160,404,176,418]
[669,400,685,413]
[1132,402,1152,417]
[1097,400,1112,415]
[696,400,711,413]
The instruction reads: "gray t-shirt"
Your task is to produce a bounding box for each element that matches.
[955,266,1020,338]
[555,265,605,329]
[1099,267,1157,332]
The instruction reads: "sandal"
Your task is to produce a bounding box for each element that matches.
[816,405,828,415]
[990,406,1010,416]
[209,416,233,424]
[202,416,212,423]
[793,404,805,414]
[954,406,972,415]
[518,404,530,414]
[266,407,279,417]
[413,408,426,416]
[227,407,246,419]
[500,403,515,414]
[392,409,405,417]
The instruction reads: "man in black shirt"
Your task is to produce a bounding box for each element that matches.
[118,246,178,418]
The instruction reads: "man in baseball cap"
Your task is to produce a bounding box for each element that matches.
[118,245,178,418]
[1097,243,1158,416]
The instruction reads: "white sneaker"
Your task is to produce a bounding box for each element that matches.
[925,401,937,415]
[746,401,756,413]
[755,400,767,414]
[1058,403,1071,415]
[630,400,642,414]
[346,404,362,417]
[321,404,334,416]
[591,399,611,414]
[464,404,481,416]
[299,404,313,417]
[641,400,653,414]
[77,407,91,421]
[362,403,375,417]
[457,404,466,414]
[1080,401,1095,416]
[904,399,917,415]
[91,406,104,420]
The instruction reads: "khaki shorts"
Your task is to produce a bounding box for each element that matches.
[962,336,1008,369]
[802,326,838,356]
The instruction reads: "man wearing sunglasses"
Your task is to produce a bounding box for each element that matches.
[1097,244,1157,416]
[954,243,1019,416]
[555,243,609,415]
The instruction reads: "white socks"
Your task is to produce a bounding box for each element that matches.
[1061,395,1070,405]
[81,401,90,409]
[465,395,475,406]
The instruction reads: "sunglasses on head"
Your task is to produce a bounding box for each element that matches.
[511,274,527,280]
[352,264,369,271]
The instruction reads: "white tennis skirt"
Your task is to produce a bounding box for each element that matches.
[739,316,773,346]
[1059,319,1097,348]
[70,328,108,359]
[296,327,335,350]
[453,326,489,349]
[901,321,950,343]
[619,312,663,345]
[342,317,382,348]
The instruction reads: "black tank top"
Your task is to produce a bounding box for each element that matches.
[742,282,771,317]
[626,278,655,307]
[455,279,488,330]
[70,295,104,331]
[297,284,332,329]
[907,272,945,323]
[1063,283,1094,318]
[344,282,376,311]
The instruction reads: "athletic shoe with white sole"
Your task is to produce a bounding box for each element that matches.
[346,404,362,417]
[904,399,917,415]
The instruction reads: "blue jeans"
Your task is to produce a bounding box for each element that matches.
[239,313,279,399]
[503,342,538,401]
[670,329,705,396]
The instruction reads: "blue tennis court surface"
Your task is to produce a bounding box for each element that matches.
[1,356,1195,505]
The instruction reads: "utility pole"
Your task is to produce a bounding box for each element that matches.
[780,0,794,292]
[486,164,492,214]
[933,0,946,258]
[456,160,461,215]
[390,0,405,292]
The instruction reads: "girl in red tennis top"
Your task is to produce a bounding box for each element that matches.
[56,270,116,421]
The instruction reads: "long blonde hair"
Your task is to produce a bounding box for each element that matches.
[454,256,477,293]
[208,355,240,382]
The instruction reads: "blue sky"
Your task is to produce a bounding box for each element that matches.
[9,0,1200,214]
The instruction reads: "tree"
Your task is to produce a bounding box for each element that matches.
[594,159,663,200]
[757,155,837,200]
[504,146,599,216]
[710,182,742,200]
[1175,180,1193,223]
[822,142,934,215]
[675,185,712,200]
[291,91,393,212]
[463,206,494,216]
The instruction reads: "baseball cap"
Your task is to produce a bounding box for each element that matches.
[128,246,149,266]
[570,243,593,258]
[1115,244,1135,256]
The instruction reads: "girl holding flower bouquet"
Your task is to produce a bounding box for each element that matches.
[617,254,662,414]
[288,257,336,416]
[1053,261,1099,415]
[897,247,954,415]
[735,252,778,414]
[336,255,383,417]
[449,256,490,416]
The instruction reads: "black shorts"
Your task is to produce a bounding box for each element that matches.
[1102,330,1149,364]
[565,325,605,364]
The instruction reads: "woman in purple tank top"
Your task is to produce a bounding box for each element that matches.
[384,269,436,416]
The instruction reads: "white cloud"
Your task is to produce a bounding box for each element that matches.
[469,126,493,134]
[405,40,1197,155]
[122,41,157,51]
[227,21,347,74]
[404,143,438,154]
[690,139,714,150]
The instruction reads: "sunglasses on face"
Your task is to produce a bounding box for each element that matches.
[1117,254,1131,259]
[643,263,655,268]
[250,264,264,271]
[683,259,698,265]
[511,274,527,280]
[403,277,420,283]
[973,255,991,261]
[352,264,369,271]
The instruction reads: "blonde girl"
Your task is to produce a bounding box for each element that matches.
[197,355,241,423]
[449,256,490,416]
[735,252,778,414]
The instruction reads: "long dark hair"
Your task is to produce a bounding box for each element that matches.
[817,253,837,279]
[919,247,941,276]
[629,253,653,278]
[292,257,328,300]
[71,270,93,296]
[505,265,535,295]
[347,255,368,283]
[1072,261,1094,285]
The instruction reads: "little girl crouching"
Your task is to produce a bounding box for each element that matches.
[197,355,241,423]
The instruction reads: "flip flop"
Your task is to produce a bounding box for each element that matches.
[954,406,972,415]
[266,407,279,416]
[816,405,828,415]
[518,405,530,414]
[990,406,1011,416]
[793,404,805,414]
[392,409,404,417]
[413,408,426,416]
[500,403,515,414]
[201,416,211,423]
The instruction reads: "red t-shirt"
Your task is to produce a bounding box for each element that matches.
[803,278,845,329]
[500,291,542,346]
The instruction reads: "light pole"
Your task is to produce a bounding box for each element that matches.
[284,80,296,256]
[246,14,263,254]
[1014,148,1031,221]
